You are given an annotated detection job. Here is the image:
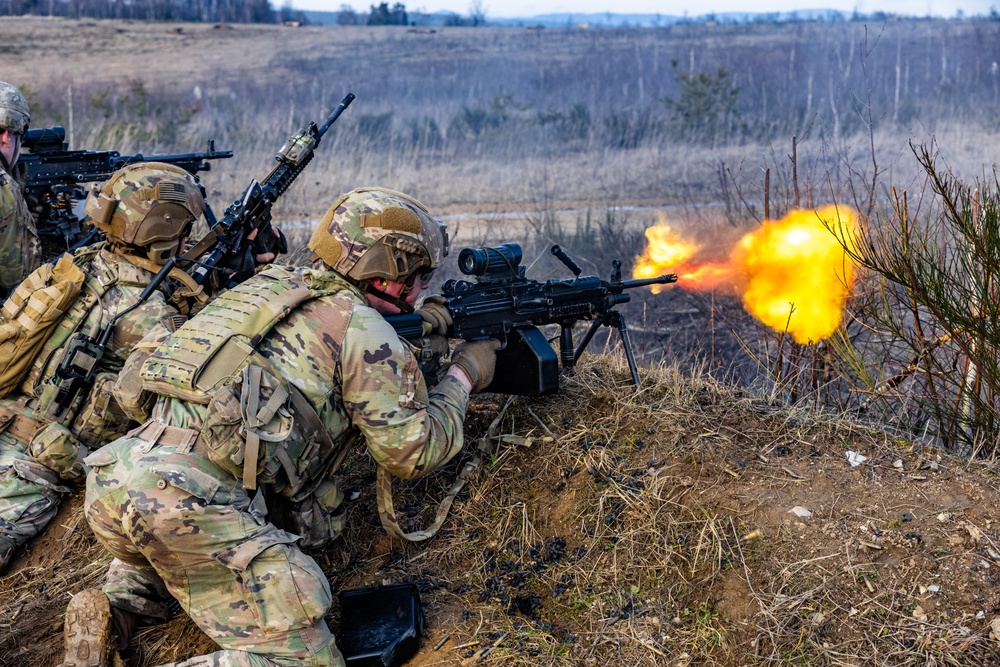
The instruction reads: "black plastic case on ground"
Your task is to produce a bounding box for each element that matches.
[337,583,425,667]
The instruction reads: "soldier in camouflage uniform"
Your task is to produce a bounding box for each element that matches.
[0,81,41,295]
[63,187,501,667]
[0,162,208,572]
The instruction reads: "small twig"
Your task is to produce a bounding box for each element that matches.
[525,406,556,440]
[641,640,665,657]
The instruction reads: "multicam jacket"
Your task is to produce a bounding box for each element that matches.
[0,167,39,294]
[132,265,469,541]
[0,243,181,481]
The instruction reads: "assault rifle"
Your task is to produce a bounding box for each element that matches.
[385,243,677,396]
[182,92,356,288]
[45,93,357,423]
[21,126,232,254]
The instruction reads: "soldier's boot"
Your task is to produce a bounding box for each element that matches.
[59,589,114,667]
[110,605,137,651]
[0,535,15,573]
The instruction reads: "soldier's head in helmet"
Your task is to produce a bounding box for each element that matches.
[308,187,449,315]
[84,162,206,264]
[0,81,29,173]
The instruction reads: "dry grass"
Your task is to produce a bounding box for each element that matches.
[3,17,1000,224]
[4,355,1000,665]
[334,357,1000,666]
[4,15,1000,666]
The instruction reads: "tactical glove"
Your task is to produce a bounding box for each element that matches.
[253,224,288,261]
[417,296,452,336]
[451,339,502,393]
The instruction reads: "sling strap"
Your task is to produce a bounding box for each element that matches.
[375,396,515,542]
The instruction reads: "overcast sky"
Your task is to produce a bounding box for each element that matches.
[301,0,996,19]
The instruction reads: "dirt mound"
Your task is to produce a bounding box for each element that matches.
[3,355,1000,665]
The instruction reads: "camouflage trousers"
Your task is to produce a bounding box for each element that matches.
[0,432,69,569]
[84,435,345,667]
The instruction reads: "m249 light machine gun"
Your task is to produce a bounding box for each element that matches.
[21,126,232,253]
[386,243,677,396]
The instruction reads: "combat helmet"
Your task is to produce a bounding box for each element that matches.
[309,187,449,305]
[0,82,29,136]
[84,162,206,264]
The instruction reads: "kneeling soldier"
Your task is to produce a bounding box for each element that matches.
[0,163,207,571]
[63,187,500,667]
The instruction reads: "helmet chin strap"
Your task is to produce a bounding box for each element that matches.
[356,279,415,314]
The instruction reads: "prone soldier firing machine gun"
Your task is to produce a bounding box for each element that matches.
[44,93,356,425]
[20,126,232,254]
[386,242,677,395]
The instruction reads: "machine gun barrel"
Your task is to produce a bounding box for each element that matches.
[620,274,678,289]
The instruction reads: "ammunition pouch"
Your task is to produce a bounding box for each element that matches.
[28,421,85,480]
[288,479,346,548]
[199,362,293,489]
[70,371,132,451]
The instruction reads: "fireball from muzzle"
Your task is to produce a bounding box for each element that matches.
[632,206,858,344]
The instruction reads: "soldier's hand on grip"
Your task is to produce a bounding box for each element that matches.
[417,296,452,336]
[451,339,502,393]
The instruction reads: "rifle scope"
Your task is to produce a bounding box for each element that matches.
[458,242,522,276]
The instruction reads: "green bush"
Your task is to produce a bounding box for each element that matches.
[842,145,1000,455]
[662,63,741,146]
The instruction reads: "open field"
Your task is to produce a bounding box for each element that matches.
[4,17,1000,666]
[3,16,1000,222]
[7,15,999,392]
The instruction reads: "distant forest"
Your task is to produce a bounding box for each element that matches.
[0,0,438,25]
[0,0,285,23]
[6,0,997,27]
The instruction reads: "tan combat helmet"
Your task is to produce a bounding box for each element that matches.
[309,187,449,307]
[84,162,206,264]
[0,81,29,136]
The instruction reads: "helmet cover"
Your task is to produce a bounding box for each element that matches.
[309,187,449,286]
[84,162,206,264]
[0,82,29,136]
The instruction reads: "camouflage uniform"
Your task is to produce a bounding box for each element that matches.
[0,163,205,570]
[84,191,468,667]
[0,169,40,293]
[0,81,41,294]
[0,245,180,567]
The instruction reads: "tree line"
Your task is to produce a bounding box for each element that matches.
[335,2,485,26]
[1,0,303,24]
[0,0,480,25]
